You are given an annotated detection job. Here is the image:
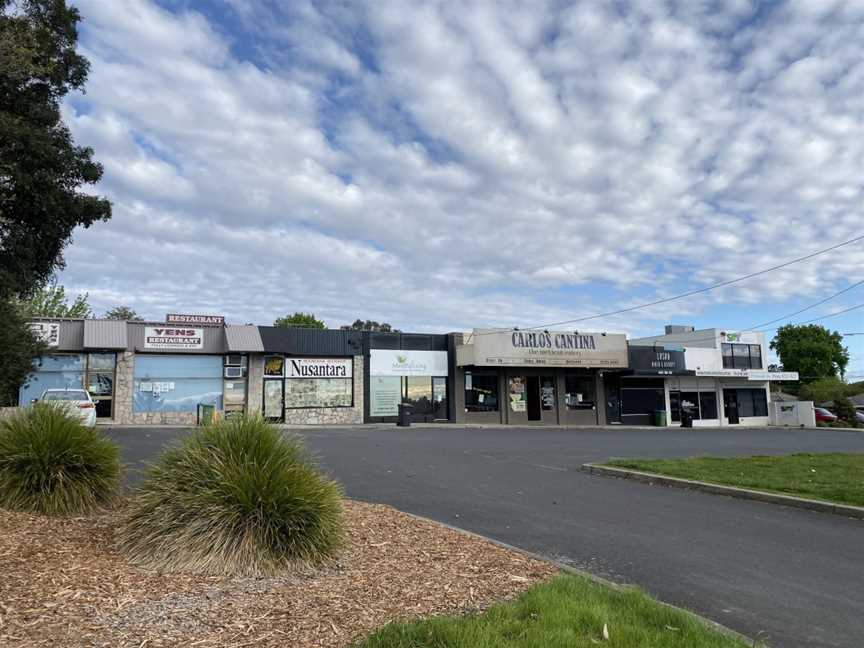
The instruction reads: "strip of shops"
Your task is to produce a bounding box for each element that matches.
[20,317,797,427]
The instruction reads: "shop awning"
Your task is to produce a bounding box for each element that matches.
[83,320,128,349]
[225,325,264,353]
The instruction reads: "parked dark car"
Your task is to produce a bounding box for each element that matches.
[815,407,837,423]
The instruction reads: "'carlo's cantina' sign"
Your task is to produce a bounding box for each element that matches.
[511,331,597,350]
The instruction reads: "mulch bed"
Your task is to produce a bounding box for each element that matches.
[0,500,556,647]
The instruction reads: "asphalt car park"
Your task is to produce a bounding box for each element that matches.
[109,424,864,648]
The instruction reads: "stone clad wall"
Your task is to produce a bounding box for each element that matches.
[246,354,264,416]
[282,355,364,425]
[113,351,134,424]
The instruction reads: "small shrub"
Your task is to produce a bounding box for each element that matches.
[0,403,120,515]
[831,398,860,428]
[119,416,344,575]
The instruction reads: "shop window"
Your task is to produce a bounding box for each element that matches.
[565,375,594,409]
[19,354,85,406]
[680,391,700,419]
[133,355,222,413]
[621,388,664,416]
[699,392,718,419]
[370,376,401,416]
[285,377,352,408]
[726,388,767,418]
[465,372,499,412]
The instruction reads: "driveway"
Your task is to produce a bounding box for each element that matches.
[109,425,864,648]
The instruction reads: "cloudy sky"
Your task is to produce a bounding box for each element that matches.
[59,0,863,376]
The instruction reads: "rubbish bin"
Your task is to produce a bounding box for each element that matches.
[197,403,216,425]
[653,409,667,426]
[397,402,413,427]
[680,408,693,428]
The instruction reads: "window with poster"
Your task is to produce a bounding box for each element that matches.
[565,375,595,409]
[465,371,498,412]
[509,376,526,412]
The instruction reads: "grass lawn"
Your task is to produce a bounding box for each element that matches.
[606,453,864,507]
[356,574,751,648]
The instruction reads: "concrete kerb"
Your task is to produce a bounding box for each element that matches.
[395,507,760,647]
[581,463,864,520]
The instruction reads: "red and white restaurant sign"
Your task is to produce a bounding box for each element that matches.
[165,313,225,326]
[144,327,204,350]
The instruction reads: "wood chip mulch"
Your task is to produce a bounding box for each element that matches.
[0,500,556,647]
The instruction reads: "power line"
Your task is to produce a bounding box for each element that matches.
[468,232,864,339]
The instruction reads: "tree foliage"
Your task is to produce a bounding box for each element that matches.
[798,376,848,405]
[14,282,90,318]
[0,0,112,298]
[273,312,326,329]
[341,319,399,332]
[770,324,849,382]
[0,299,44,406]
[104,305,142,321]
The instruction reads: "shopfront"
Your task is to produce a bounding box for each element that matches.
[455,330,629,425]
[256,327,364,425]
[21,320,125,420]
[364,332,451,423]
[612,346,693,425]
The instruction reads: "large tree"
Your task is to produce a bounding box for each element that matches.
[15,282,90,318]
[0,0,110,405]
[273,312,326,329]
[104,305,142,321]
[770,324,849,382]
[0,0,111,297]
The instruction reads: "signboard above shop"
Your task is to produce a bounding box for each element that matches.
[370,349,449,376]
[457,330,628,368]
[166,313,225,326]
[627,346,691,375]
[285,357,353,379]
[144,327,204,351]
[29,322,60,347]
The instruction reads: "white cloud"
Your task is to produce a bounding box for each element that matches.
[57,0,864,352]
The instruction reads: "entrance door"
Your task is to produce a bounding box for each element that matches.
[432,377,448,420]
[605,374,622,424]
[526,376,541,421]
[263,379,284,421]
[724,390,740,424]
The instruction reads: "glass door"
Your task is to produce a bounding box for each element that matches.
[432,377,448,420]
[263,379,284,421]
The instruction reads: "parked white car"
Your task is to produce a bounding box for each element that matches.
[38,389,97,427]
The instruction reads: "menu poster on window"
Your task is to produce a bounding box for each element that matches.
[370,376,401,417]
[509,377,526,412]
[541,383,555,409]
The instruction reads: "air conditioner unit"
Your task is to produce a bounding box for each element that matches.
[225,354,243,367]
[224,366,243,379]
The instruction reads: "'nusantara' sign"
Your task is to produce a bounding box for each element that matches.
[457,329,628,368]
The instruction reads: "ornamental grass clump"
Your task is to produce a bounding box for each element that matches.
[0,403,120,515]
[119,415,344,576]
